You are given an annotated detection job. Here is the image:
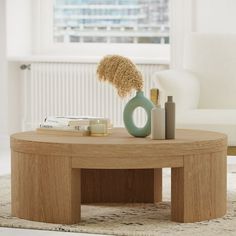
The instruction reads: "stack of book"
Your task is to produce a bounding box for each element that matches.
[37,116,111,137]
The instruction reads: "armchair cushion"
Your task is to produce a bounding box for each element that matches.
[177,109,236,146]
[152,69,200,111]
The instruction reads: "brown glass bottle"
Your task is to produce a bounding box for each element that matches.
[165,96,175,139]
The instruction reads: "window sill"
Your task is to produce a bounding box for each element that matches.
[7,55,170,65]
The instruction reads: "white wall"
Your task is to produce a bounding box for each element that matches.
[0,0,9,148]
[6,0,32,135]
[0,0,31,147]
[195,0,236,33]
[8,62,23,135]
[170,0,194,68]
[6,0,32,56]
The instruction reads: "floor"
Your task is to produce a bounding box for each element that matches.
[0,228,99,236]
[1,148,235,236]
[0,149,10,175]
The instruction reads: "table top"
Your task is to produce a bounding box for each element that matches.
[11,128,227,169]
[11,128,227,153]
[11,128,226,144]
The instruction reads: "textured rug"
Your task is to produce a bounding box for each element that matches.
[1,170,236,236]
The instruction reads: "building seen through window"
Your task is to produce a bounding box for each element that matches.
[54,0,169,44]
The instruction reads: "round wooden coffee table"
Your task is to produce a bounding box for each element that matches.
[11,128,227,224]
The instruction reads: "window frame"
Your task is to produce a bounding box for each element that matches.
[33,0,170,60]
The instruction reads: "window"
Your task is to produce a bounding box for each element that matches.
[36,0,170,59]
[53,0,170,44]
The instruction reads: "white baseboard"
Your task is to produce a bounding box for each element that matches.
[0,134,10,149]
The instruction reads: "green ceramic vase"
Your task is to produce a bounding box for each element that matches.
[123,91,154,137]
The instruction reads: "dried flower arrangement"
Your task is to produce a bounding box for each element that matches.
[97,55,143,97]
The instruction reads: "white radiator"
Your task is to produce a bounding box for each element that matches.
[22,62,168,130]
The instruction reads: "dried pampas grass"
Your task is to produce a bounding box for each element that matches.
[97,55,143,97]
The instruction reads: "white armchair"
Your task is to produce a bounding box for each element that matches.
[152,33,236,153]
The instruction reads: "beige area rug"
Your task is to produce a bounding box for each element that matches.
[1,170,236,236]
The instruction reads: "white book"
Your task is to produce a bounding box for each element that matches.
[44,116,109,127]
[40,123,90,131]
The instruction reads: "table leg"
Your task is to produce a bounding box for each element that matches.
[11,151,81,224]
[171,151,227,223]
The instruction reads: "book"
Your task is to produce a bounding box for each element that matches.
[44,116,109,127]
[38,116,113,137]
[36,127,90,136]
[40,123,90,131]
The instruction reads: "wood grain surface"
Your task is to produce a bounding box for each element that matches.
[171,151,227,222]
[11,128,227,163]
[81,169,162,203]
[10,128,227,224]
[11,151,81,224]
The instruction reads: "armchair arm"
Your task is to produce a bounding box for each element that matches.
[152,69,200,111]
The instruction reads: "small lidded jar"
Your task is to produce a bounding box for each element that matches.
[89,118,109,137]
